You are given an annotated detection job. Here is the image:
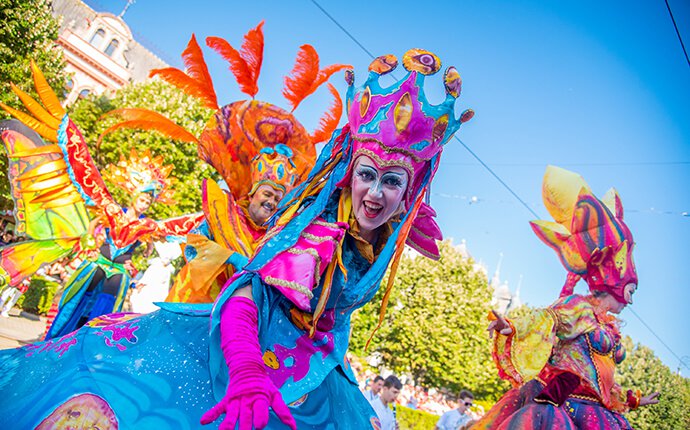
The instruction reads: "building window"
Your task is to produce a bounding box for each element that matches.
[63,77,74,98]
[78,89,91,99]
[104,39,120,57]
[89,29,105,47]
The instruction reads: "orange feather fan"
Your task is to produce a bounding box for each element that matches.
[283,45,351,112]
[150,34,218,110]
[310,84,342,143]
[206,21,264,97]
[98,108,199,148]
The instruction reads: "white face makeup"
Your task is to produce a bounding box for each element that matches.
[624,283,637,305]
[351,155,409,243]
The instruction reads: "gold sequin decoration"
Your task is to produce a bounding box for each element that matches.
[369,54,398,74]
[394,92,413,133]
[432,114,449,144]
[402,49,441,75]
[444,66,462,97]
[359,87,371,118]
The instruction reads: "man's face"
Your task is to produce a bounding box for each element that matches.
[132,193,153,214]
[247,184,284,225]
[457,396,473,414]
[380,386,400,404]
[371,379,384,395]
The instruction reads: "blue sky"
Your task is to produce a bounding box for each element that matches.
[82,0,690,373]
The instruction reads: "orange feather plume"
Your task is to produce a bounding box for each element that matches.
[98,108,199,148]
[206,21,264,97]
[283,45,351,111]
[150,34,218,110]
[310,84,342,143]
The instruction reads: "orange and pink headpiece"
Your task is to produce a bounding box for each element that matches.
[530,166,637,304]
[248,144,299,196]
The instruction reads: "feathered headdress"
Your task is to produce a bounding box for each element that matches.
[530,166,637,303]
[100,22,349,200]
[102,148,176,205]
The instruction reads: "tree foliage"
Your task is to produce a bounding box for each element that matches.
[616,336,690,429]
[1,0,67,211]
[351,240,510,401]
[67,79,215,219]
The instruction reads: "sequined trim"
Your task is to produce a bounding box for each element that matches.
[312,219,345,230]
[352,135,426,163]
[301,232,339,245]
[264,276,314,298]
[410,225,434,241]
[354,147,416,174]
[545,307,561,333]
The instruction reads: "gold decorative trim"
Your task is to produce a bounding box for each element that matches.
[301,232,339,245]
[354,148,415,175]
[410,225,434,241]
[352,135,426,163]
[312,219,344,230]
[264,276,314,299]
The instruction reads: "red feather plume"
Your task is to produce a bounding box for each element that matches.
[310,84,342,143]
[206,21,264,98]
[283,45,351,111]
[98,108,199,148]
[282,45,320,111]
[150,34,218,110]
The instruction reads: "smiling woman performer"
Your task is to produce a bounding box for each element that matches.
[202,49,473,429]
[473,166,660,430]
[0,49,472,429]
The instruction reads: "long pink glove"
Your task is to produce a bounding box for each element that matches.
[200,296,296,430]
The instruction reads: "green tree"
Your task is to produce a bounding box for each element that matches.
[1,0,67,211]
[68,79,215,218]
[616,336,690,429]
[351,240,510,401]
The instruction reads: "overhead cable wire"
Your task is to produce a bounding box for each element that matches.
[629,307,690,370]
[308,0,688,374]
[663,0,690,69]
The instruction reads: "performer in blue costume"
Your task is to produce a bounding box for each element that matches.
[0,49,473,430]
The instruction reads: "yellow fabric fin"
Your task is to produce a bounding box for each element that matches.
[542,165,591,227]
[0,102,57,142]
[31,60,65,119]
[10,83,61,130]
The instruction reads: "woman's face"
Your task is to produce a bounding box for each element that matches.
[623,283,637,305]
[351,155,409,243]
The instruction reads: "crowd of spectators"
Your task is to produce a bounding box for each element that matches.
[350,354,484,429]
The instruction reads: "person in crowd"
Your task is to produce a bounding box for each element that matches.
[371,375,403,430]
[436,390,474,430]
[364,375,385,402]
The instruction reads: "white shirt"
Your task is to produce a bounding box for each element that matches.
[363,389,379,403]
[436,409,470,430]
[371,398,396,430]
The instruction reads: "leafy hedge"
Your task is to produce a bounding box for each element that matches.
[17,277,59,315]
[398,406,438,430]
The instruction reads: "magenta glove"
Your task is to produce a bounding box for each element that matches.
[200,296,296,430]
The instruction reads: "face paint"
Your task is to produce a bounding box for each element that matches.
[351,155,409,243]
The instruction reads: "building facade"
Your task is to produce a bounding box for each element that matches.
[52,0,168,104]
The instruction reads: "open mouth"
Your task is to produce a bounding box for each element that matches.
[363,201,383,218]
[261,202,275,212]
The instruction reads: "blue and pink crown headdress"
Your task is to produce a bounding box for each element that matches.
[338,49,474,208]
